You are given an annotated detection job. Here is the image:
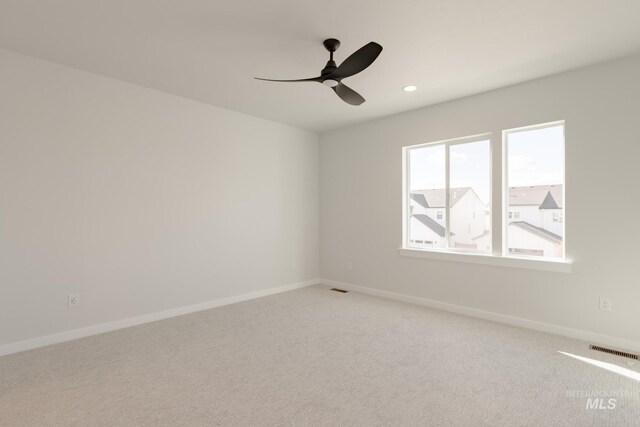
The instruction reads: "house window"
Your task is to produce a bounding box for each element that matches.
[508,212,513,219]
[504,122,564,260]
[405,135,491,253]
[553,212,563,223]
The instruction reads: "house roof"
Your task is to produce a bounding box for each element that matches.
[412,214,446,237]
[508,185,563,208]
[509,221,562,244]
[410,193,429,208]
[411,185,562,209]
[410,187,474,208]
[539,191,560,209]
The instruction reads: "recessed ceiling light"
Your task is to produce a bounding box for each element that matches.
[403,85,417,92]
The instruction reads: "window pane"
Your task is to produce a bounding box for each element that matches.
[448,140,491,251]
[408,145,446,249]
[506,124,564,259]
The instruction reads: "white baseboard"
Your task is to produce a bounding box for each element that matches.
[0,279,320,357]
[322,278,640,354]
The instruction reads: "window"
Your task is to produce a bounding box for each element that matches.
[553,212,563,223]
[406,135,491,253]
[504,122,564,260]
[403,120,567,267]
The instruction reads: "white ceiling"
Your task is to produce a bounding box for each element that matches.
[1,0,640,132]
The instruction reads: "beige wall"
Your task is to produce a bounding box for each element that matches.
[0,49,319,348]
[320,54,640,348]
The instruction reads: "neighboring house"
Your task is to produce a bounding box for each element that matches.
[409,213,446,248]
[508,221,562,257]
[409,184,563,256]
[449,188,487,248]
[507,185,563,236]
[409,187,488,250]
[472,230,491,252]
[409,191,445,226]
[507,184,563,257]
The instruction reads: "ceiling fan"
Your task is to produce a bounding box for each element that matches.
[255,38,383,106]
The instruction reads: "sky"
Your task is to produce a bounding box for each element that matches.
[409,124,564,206]
[409,139,491,204]
[507,124,564,187]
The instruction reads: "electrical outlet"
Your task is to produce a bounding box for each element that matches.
[68,293,80,307]
[599,298,611,312]
[347,261,353,271]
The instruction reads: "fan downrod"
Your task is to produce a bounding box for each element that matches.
[322,38,340,74]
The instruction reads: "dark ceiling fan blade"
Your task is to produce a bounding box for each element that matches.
[327,42,382,79]
[333,83,365,106]
[254,76,322,82]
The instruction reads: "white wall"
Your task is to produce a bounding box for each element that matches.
[0,49,319,348]
[320,54,640,347]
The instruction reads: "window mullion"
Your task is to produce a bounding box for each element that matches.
[445,143,451,249]
[493,132,503,257]
[404,147,411,249]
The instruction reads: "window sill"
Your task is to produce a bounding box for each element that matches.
[398,248,572,273]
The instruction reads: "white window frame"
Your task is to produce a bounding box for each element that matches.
[403,133,493,255]
[401,122,571,273]
[502,120,566,261]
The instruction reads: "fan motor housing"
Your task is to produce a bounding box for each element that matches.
[321,60,338,76]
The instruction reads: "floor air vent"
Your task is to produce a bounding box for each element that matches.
[589,345,639,360]
[330,288,348,293]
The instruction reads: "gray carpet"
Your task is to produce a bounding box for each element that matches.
[1,284,639,426]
